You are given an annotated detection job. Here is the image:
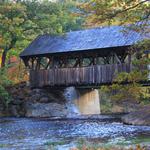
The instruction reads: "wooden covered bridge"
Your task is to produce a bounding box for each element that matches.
[20,25,148,87]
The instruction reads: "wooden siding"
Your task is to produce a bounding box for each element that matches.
[30,63,132,87]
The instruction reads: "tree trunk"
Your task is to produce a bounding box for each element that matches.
[1,50,7,67]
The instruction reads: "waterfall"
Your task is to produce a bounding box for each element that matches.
[64,87,101,117]
[75,89,101,115]
[64,87,80,117]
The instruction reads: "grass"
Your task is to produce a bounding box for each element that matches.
[130,136,150,145]
[45,140,66,146]
[44,136,150,150]
[72,137,150,150]
[0,144,9,148]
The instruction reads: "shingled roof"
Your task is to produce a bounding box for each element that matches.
[20,25,147,57]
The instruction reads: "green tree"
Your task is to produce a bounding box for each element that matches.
[81,0,150,102]
[0,2,26,67]
[0,0,83,67]
[80,0,150,26]
[0,0,84,107]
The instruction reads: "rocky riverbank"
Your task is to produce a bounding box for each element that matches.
[122,105,150,126]
[0,82,68,117]
[0,82,150,126]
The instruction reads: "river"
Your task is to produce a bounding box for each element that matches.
[0,115,150,150]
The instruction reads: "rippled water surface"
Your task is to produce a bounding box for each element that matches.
[0,116,150,150]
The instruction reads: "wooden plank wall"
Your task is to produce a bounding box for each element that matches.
[30,63,132,87]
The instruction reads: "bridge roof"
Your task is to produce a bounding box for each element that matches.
[20,25,148,57]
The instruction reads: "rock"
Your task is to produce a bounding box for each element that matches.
[39,97,49,103]
[111,105,124,113]
[10,88,18,94]
[17,94,25,100]
[11,99,22,105]
[32,88,43,94]
[29,94,41,102]
[25,102,67,117]
[122,105,150,126]
[9,105,20,117]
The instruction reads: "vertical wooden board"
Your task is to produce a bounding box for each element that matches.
[104,65,107,83]
[86,67,89,84]
[111,64,115,82]
[110,65,113,82]
[82,67,84,84]
[99,65,102,84]
[57,69,59,85]
[118,64,122,72]
[40,70,43,87]
[48,69,50,85]
[70,68,72,85]
[105,65,108,83]
[81,68,84,84]
[57,68,59,85]
[51,69,53,85]
[101,65,104,83]
[120,63,123,72]
[80,68,82,84]
[59,69,61,85]
[88,67,90,84]
[84,67,86,84]
[108,65,111,83]
[91,66,93,84]
[70,68,73,84]
[81,67,83,84]
[79,68,81,84]
[97,66,99,84]
[107,65,109,82]
[85,67,87,84]
[72,68,74,84]
[61,69,64,85]
[69,68,72,84]
[105,65,107,83]
[37,70,39,87]
[54,69,56,85]
[44,70,46,85]
[92,66,94,84]
[98,65,100,84]
[94,66,97,84]
[77,68,80,84]
[48,70,50,85]
[58,69,60,85]
[38,70,41,87]
[59,69,62,85]
[88,67,92,84]
[44,70,46,86]
[82,67,85,84]
[106,65,109,83]
[94,65,97,84]
[52,69,54,85]
[65,68,67,85]
[53,69,55,85]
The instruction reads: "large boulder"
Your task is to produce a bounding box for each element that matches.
[25,102,67,117]
[122,105,150,126]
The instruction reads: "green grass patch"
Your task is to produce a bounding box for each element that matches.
[0,144,9,148]
[45,140,66,146]
[130,136,150,145]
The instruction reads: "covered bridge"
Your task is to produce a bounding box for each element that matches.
[20,25,148,87]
